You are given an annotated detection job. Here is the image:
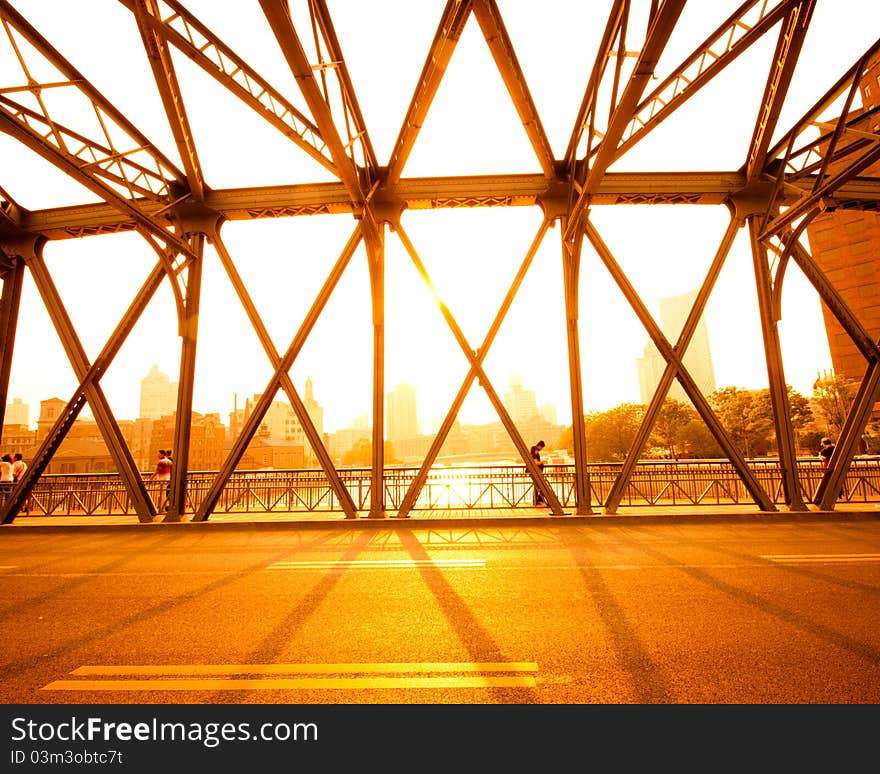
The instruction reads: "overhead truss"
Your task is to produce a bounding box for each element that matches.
[1,0,879,523]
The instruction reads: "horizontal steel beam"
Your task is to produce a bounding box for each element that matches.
[13,172,880,241]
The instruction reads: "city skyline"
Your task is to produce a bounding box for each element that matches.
[5,366,566,437]
[3,1,871,442]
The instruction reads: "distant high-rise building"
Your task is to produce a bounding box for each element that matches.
[637,290,716,405]
[5,397,29,427]
[139,365,177,419]
[386,383,418,441]
[505,374,538,423]
[303,377,324,438]
[539,403,558,426]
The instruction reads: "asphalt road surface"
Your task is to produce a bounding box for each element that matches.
[2,517,879,705]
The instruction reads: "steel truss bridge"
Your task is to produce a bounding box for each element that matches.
[1,1,879,524]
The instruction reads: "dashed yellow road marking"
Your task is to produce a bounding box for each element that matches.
[43,662,538,691]
[69,662,536,675]
[761,553,880,564]
[44,676,535,690]
[267,558,486,569]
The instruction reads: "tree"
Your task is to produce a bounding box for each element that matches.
[583,403,645,462]
[709,386,773,457]
[679,419,723,459]
[650,399,697,459]
[751,386,814,454]
[341,439,398,467]
[811,371,857,439]
[342,438,371,467]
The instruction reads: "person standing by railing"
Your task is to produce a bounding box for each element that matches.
[819,437,835,470]
[11,452,28,514]
[530,440,546,506]
[0,454,13,500]
[150,449,172,512]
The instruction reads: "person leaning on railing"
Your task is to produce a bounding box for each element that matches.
[0,453,14,501]
[819,437,835,470]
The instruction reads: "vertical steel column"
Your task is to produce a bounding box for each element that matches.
[560,226,592,514]
[366,227,387,518]
[0,252,25,432]
[748,218,806,510]
[165,232,203,522]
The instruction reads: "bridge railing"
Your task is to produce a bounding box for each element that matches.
[5,457,880,517]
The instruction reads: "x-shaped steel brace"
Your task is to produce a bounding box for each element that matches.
[584,218,776,512]
[393,218,565,517]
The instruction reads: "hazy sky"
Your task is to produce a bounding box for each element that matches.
[3,1,877,433]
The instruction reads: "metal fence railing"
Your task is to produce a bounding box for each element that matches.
[4,457,880,518]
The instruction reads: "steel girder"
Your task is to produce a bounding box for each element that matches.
[1,1,879,522]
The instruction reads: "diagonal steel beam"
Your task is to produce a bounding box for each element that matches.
[1,257,168,523]
[394,220,564,515]
[116,0,336,175]
[745,0,814,181]
[784,229,880,363]
[132,0,205,201]
[565,0,687,242]
[616,0,803,161]
[386,0,473,184]
[192,227,362,521]
[0,96,176,201]
[563,0,627,171]
[472,0,554,178]
[584,218,776,511]
[308,0,378,179]
[17,243,156,522]
[259,0,380,248]
[759,140,880,241]
[0,0,185,183]
[0,185,21,235]
[765,38,880,165]
[0,105,196,260]
[815,361,880,510]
